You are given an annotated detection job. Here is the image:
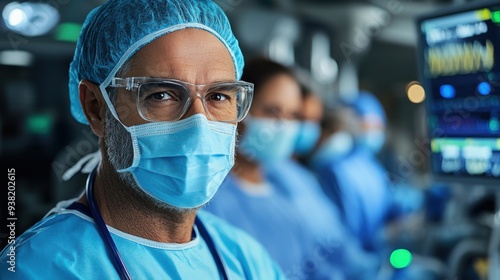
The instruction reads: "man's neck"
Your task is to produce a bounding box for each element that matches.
[77,164,196,244]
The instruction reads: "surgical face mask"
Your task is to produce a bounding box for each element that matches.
[238,116,300,163]
[311,131,354,166]
[359,130,385,154]
[295,121,320,155]
[107,113,236,209]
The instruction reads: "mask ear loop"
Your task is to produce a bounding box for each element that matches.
[62,151,101,181]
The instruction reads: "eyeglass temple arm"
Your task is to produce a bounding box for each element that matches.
[109,77,136,90]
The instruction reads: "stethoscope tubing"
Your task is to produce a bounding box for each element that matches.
[86,168,133,280]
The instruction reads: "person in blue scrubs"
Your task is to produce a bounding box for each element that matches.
[312,95,394,254]
[312,93,424,256]
[295,88,323,163]
[205,58,315,278]
[265,87,379,280]
[205,59,375,280]
[0,1,284,279]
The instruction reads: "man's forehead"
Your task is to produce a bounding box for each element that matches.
[124,29,236,83]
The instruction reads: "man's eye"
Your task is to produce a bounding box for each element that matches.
[208,93,229,101]
[148,92,174,101]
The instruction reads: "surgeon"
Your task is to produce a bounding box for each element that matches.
[0,1,285,279]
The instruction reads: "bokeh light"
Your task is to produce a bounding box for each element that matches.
[407,81,426,103]
[390,249,412,269]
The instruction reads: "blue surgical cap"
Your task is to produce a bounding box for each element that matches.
[351,92,386,125]
[69,0,244,125]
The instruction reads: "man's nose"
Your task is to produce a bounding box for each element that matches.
[182,96,208,120]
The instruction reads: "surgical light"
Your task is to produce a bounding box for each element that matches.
[7,7,25,26]
[2,2,59,37]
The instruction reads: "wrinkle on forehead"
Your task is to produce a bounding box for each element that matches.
[127,29,235,84]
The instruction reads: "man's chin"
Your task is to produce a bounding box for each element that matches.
[157,201,200,214]
[125,179,200,214]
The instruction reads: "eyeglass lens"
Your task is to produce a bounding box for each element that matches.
[137,81,247,122]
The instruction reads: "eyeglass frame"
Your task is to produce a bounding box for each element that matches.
[107,77,254,123]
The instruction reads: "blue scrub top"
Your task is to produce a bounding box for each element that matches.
[204,174,310,278]
[0,206,284,279]
[206,169,378,280]
[264,160,344,235]
[265,159,380,280]
[314,148,393,253]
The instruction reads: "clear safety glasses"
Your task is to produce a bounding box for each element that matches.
[109,77,254,122]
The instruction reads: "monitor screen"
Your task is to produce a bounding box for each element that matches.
[417,1,500,180]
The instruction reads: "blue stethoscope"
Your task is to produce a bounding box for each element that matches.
[68,168,229,280]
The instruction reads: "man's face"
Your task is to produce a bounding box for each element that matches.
[112,28,236,126]
[103,29,236,210]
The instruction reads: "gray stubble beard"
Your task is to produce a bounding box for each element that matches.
[103,109,194,214]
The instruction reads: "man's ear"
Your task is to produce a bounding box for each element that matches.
[79,80,106,138]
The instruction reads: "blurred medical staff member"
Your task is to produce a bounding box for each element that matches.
[265,85,325,199]
[312,93,423,254]
[352,92,424,222]
[265,87,380,280]
[205,59,347,279]
[310,105,360,172]
[0,1,285,279]
[295,89,323,159]
[207,59,374,279]
[349,93,434,280]
[312,97,392,256]
[354,92,387,155]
